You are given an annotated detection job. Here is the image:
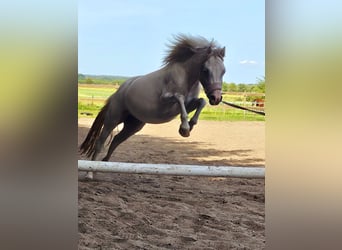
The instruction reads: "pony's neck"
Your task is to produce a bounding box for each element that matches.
[183,57,204,88]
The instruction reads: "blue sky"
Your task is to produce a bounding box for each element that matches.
[78,0,264,84]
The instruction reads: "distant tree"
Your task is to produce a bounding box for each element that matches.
[237,83,247,92]
[226,82,237,92]
[78,74,85,79]
[222,82,228,92]
[252,76,265,93]
[85,77,94,84]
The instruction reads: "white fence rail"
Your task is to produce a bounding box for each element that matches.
[78,160,265,179]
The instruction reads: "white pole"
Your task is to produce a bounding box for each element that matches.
[78,160,265,179]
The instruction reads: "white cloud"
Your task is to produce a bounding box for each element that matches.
[239,60,257,65]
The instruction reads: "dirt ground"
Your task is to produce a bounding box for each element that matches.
[78,118,265,249]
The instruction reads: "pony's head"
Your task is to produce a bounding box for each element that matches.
[163,34,226,105]
[199,46,226,105]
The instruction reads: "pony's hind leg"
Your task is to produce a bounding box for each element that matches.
[102,115,145,161]
[85,116,122,180]
[91,126,114,160]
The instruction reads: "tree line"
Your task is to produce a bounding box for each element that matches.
[78,74,265,94]
[222,77,265,93]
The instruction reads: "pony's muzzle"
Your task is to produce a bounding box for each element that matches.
[208,90,222,105]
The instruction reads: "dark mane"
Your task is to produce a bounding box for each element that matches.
[163,34,221,65]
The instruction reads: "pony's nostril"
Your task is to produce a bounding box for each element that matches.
[208,93,222,105]
[209,95,216,101]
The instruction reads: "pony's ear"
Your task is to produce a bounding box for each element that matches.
[219,47,225,58]
[207,46,212,55]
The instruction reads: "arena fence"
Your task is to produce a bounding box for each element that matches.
[78,160,265,179]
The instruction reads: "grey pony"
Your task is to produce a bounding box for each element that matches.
[80,34,226,179]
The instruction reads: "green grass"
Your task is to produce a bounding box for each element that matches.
[78,84,265,121]
[195,105,265,121]
[78,86,114,116]
[78,86,116,99]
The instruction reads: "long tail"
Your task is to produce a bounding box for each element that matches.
[80,102,109,158]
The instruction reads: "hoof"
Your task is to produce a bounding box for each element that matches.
[85,171,94,180]
[179,127,190,137]
[189,120,196,131]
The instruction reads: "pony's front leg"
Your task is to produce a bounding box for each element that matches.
[173,93,191,137]
[186,98,207,131]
